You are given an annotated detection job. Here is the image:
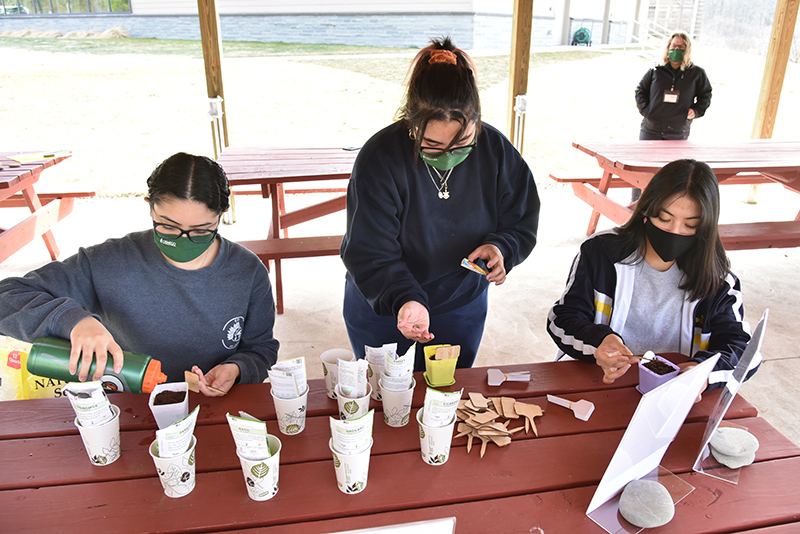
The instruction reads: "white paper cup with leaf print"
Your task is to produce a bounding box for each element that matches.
[271,387,308,435]
[416,408,456,466]
[74,404,122,466]
[149,435,197,498]
[336,383,372,420]
[237,435,282,501]
[329,437,373,495]
[380,378,415,428]
[320,349,356,399]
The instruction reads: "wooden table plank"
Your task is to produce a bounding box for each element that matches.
[1,418,796,533]
[0,386,767,491]
[0,355,752,440]
[217,457,800,534]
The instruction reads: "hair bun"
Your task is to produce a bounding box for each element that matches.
[428,49,457,65]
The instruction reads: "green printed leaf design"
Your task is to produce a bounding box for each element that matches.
[333,453,341,468]
[189,449,195,466]
[344,400,359,415]
[93,455,107,465]
[250,462,270,479]
[367,366,373,378]
[419,426,425,439]
[286,424,301,434]
[401,413,410,425]
[322,364,328,376]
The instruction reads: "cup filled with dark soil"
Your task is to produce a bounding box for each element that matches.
[149,382,190,429]
[637,354,680,394]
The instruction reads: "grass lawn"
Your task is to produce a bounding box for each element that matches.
[1,37,799,195]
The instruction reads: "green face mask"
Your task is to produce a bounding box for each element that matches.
[154,233,215,263]
[419,143,475,171]
[668,49,685,63]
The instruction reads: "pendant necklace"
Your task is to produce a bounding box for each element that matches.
[424,162,453,200]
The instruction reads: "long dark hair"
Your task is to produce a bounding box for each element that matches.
[397,36,482,157]
[147,152,230,214]
[616,159,729,300]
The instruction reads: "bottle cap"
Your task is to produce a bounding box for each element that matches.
[142,358,168,393]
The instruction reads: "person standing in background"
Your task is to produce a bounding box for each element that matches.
[636,31,712,140]
[632,31,712,201]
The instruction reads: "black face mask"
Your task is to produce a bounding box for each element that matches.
[644,218,697,262]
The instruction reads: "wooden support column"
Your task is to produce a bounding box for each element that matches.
[197,0,229,149]
[507,0,534,154]
[747,0,799,203]
[601,0,611,44]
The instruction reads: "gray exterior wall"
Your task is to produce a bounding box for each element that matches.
[0,12,561,49]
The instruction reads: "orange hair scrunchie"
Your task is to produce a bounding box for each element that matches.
[428,49,458,65]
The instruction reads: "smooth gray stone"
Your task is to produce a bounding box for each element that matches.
[710,427,759,456]
[710,447,757,468]
[618,479,675,528]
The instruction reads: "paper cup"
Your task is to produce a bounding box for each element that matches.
[380,377,415,427]
[329,437,373,495]
[149,435,197,498]
[74,404,122,466]
[367,362,383,401]
[320,349,356,399]
[416,408,456,466]
[148,382,189,429]
[336,383,372,420]
[271,387,308,435]
[237,435,282,501]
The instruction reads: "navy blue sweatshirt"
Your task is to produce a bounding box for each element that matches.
[340,121,540,317]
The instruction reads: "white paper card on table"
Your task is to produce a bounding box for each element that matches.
[586,354,719,515]
[328,516,457,534]
[693,309,768,481]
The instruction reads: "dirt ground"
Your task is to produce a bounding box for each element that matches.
[1,41,799,445]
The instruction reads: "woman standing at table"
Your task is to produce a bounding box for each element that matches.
[635,31,712,141]
[340,37,540,371]
[547,159,758,389]
[0,152,279,396]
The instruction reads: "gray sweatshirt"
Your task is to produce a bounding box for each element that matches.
[0,230,279,383]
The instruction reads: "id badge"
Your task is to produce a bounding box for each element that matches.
[663,89,680,104]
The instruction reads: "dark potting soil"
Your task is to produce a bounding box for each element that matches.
[643,360,676,376]
[153,390,186,405]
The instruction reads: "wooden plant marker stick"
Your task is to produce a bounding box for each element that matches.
[502,397,518,419]
[479,434,490,458]
[488,435,512,447]
[468,392,489,410]
[489,397,504,417]
[435,345,460,360]
[466,433,474,454]
[184,370,226,395]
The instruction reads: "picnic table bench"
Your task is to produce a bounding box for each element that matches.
[217,147,359,313]
[559,140,800,250]
[0,151,95,264]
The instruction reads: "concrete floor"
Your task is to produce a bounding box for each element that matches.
[0,184,797,446]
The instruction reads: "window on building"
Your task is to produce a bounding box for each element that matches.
[0,0,131,14]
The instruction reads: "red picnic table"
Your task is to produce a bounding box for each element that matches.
[555,140,800,250]
[1,356,799,533]
[217,147,359,313]
[0,151,94,263]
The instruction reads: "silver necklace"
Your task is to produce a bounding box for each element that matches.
[424,162,453,199]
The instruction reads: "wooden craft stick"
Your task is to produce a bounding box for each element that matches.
[184,370,226,395]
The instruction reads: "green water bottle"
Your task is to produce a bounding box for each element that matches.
[27,337,167,394]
